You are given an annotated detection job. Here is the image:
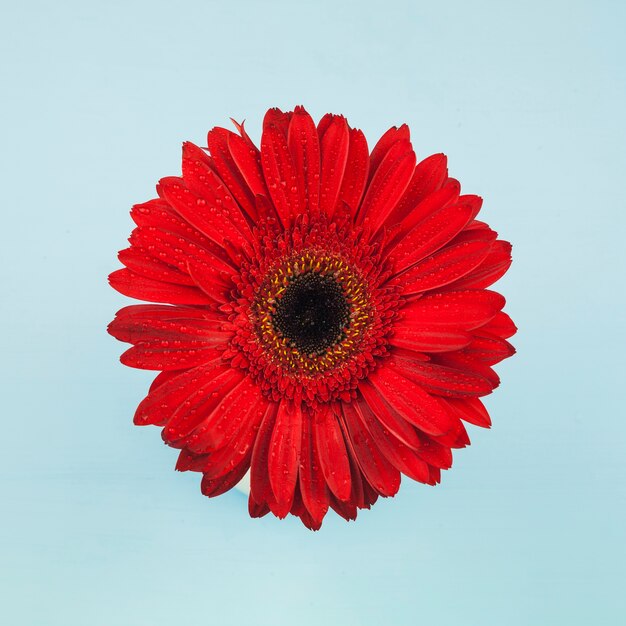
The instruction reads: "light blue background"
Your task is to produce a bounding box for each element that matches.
[1,1,625,624]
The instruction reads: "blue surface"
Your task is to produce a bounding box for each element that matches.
[1,1,625,624]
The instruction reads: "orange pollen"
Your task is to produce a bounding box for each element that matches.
[252,250,373,375]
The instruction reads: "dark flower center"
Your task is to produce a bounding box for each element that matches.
[272,272,351,355]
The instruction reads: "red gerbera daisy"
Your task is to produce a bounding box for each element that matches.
[108,106,516,529]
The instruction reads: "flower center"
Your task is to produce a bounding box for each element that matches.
[247,248,377,380]
[272,272,350,356]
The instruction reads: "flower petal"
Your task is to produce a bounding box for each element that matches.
[341,401,401,496]
[358,382,422,450]
[390,200,478,273]
[118,247,196,286]
[399,289,505,330]
[288,106,320,215]
[184,377,266,454]
[389,326,472,353]
[129,225,235,279]
[130,199,235,268]
[200,457,251,498]
[108,306,227,345]
[443,240,512,290]
[181,141,252,236]
[157,176,250,249]
[313,403,351,501]
[390,354,494,397]
[383,153,449,230]
[368,364,455,435]
[318,115,350,217]
[206,129,258,221]
[298,410,330,526]
[339,127,369,218]
[367,124,410,183]
[480,311,517,339]
[354,395,430,483]
[161,368,246,444]
[398,239,493,294]
[227,130,268,208]
[260,121,302,228]
[109,268,214,306]
[460,332,516,365]
[443,397,492,428]
[133,359,232,426]
[249,403,279,508]
[182,394,269,476]
[385,181,461,246]
[268,401,303,517]
[358,139,416,232]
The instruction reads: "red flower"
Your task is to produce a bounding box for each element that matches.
[108,106,516,529]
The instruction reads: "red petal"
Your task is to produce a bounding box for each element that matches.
[148,370,179,392]
[109,268,214,306]
[161,368,245,444]
[129,225,234,280]
[432,418,470,449]
[249,403,279,507]
[111,306,230,370]
[289,483,323,530]
[398,239,493,294]
[461,332,516,365]
[298,410,330,525]
[359,140,416,232]
[260,122,302,228]
[354,395,430,483]
[368,365,455,435]
[389,326,472,353]
[443,240,512,290]
[386,180,461,245]
[133,359,231,426]
[118,247,196,286]
[390,200,477,273]
[205,130,257,221]
[181,141,251,236]
[264,107,292,134]
[227,131,268,206]
[184,377,265,454]
[287,106,320,215]
[358,382,422,450]
[200,457,251,498]
[268,401,303,517]
[433,352,500,388]
[318,115,350,217]
[248,497,270,519]
[390,355,494,397]
[339,127,369,217]
[414,433,453,469]
[367,124,410,182]
[443,397,492,428]
[313,404,352,501]
[130,199,234,268]
[109,308,227,344]
[157,177,249,249]
[399,289,505,330]
[341,402,401,496]
[480,311,517,339]
[383,153,449,227]
[338,425,368,509]
[427,465,441,485]
[112,303,222,323]
[188,395,269,477]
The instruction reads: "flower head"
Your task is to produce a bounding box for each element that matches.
[108,106,516,529]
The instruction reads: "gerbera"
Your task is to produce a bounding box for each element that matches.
[108,106,516,529]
